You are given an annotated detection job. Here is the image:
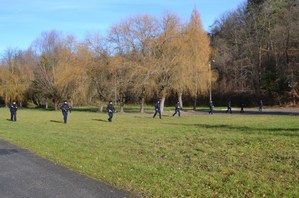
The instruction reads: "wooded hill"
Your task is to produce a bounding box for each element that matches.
[210,0,299,106]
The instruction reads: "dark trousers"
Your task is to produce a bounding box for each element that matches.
[226,107,232,113]
[108,112,113,122]
[259,106,263,112]
[209,107,213,114]
[173,109,180,116]
[153,110,161,119]
[62,111,68,123]
[11,112,17,121]
[240,107,244,113]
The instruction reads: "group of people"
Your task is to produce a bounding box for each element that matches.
[208,99,264,114]
[153,101,181,119]
[59,100,116,123]
[7,99,264,123]
[6,100,118,124]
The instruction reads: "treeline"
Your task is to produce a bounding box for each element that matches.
[1,0,298,110]
[210,0,299,106]
[0,8,212,111]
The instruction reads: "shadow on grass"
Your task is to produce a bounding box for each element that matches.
[50,120,64,124]
[0,149,18,155]
[92,119,107,122]
[168,123,299,137]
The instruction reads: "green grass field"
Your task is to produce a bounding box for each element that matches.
[0,108,298,197]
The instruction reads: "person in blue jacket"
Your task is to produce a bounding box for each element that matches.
[10,101,18,121]
[153,100,161,119]
[107,101,115,122]
[173,102,181,117]
[60,101,71,124]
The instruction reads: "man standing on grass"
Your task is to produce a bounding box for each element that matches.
[10,101,18,121]
[153,100,161,119]
[107,101,115,122]
[173,102,181,117]
[60,101,71,124]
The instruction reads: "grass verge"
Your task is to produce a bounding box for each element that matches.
[0,108,298,197]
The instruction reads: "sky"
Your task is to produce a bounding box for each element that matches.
[0,0,245,54]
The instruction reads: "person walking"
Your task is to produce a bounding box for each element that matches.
[153,100,161,119]
[10,101,18,121]
[240,101,245,113]
[259,99,263,112]
[226,100,232,114]
[173,102,181,117]
[60,101,71,124]
[106,101,115,122]
[209,100,214,114]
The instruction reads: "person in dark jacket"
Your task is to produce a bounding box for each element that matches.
[209,100,214,114]
[10,101,18,121]
[60,101,71,124]
[173,102,181,117]
[259,100,263,112]
[240,101,245,113]
[226,100,232,114]
[153,100,161,119]
[106,101,115,122]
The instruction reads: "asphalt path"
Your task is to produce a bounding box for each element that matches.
[201,108,299,115]
[0,140,137,198]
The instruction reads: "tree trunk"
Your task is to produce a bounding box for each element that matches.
[99,101,104,112]
[54,100,59,111]
[140,97,145,113]
[69,99,74,107]
[178,92,183,109]
[193,95,197,110]
[161,96,166,113]
[120,102,124,113]
[45,100,48,109]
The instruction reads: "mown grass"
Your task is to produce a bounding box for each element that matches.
[0,108,298,197]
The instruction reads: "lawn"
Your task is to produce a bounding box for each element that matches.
[0,108,298,197]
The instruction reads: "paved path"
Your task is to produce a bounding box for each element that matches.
[201,108,299,115]
[0,140,136,198]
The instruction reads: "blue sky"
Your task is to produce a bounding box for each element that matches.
[0,0,245,54]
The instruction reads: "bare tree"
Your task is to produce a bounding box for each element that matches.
[152,12,184,112]
[0,48,33,106]
[108,15,160,112]
[31,31,85,109]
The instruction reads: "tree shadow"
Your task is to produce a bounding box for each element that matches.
[167,123,299,137]
[92,119,107,122]
[0,149,18,155]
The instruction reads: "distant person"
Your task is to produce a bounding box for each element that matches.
[226,100,232,114]
[209,100,214,114]
[153,100,161,119]
[9,101,18,121]
[259,100,263,112]
[240,101,245,113]
[106,101,115,122]
[173,102,181,117]
[60,101,71,124]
